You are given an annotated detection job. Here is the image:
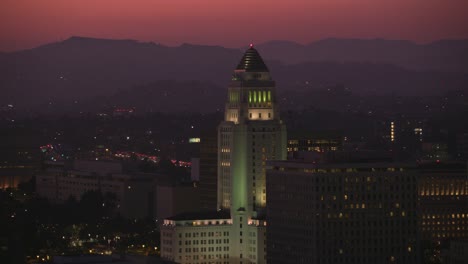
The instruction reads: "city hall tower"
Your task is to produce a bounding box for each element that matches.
[161,45,286,264]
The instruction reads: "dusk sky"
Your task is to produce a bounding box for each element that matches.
[1,0,468,51]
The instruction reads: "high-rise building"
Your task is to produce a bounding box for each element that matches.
[266,158,420,264]
[160,45,287,264]
[199,133,218,210]
[217,44,287,214]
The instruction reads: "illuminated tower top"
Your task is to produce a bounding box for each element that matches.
[218,45,286,215]
[225,45,278,124]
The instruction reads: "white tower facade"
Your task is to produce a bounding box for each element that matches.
[218,45,286,213]
[161,45,287,264]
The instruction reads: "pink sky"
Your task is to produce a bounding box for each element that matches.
[1,0,467,51]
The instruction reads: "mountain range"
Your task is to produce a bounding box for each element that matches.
[1,36,467,113]
[255,38,468,72]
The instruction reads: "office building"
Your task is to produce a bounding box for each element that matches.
[418,162,468,241]
[198,134,218,210]
[36,160,164,219]
[287,131,343,153]
[266,158,419,264]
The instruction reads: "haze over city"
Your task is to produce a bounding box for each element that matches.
[1,1,468,264]
[1,0,468,51]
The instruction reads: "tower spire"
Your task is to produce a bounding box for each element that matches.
[236,45,269,72]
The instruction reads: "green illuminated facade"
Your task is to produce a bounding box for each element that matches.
[218,45,286,214]
[161,45,286,264]
[218,45,287,263]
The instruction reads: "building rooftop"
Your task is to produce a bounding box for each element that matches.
[268,160,415,170]
[236,45,269,72]
[167,210,230,221]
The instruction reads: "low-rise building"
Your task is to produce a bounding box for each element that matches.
[36,160,157,219]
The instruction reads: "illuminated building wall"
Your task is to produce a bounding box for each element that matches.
[390,121,395,142]
[266,161,419,264]
[161,212,233,263]
[0,165,36,189]
[160,214,267,264]
[287,131,343,153]
[0,142,40,189]
[377,117,427,154]
[217,45,286,263]
[161,45,286,264]
[218,45,287,213]
[418,162,468,241]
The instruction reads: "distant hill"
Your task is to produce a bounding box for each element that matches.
[1,36,468,112]
[0,37,242,106]
[256,38,468,72]
[95,80,226,113]
[274,61,468,95]
[24,80,226,116]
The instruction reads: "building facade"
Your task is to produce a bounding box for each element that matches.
[287,131,343,154]
[441,240,468,264]
[266,160,420,264]
[418,162,468,241]
[199,134,218,210]
[161,45,286,264]
[36,160,159,219]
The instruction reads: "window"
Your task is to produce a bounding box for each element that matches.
[259,113,262,118]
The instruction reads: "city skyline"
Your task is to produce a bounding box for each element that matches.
[1,1,467,263]
[1,0,468,51]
